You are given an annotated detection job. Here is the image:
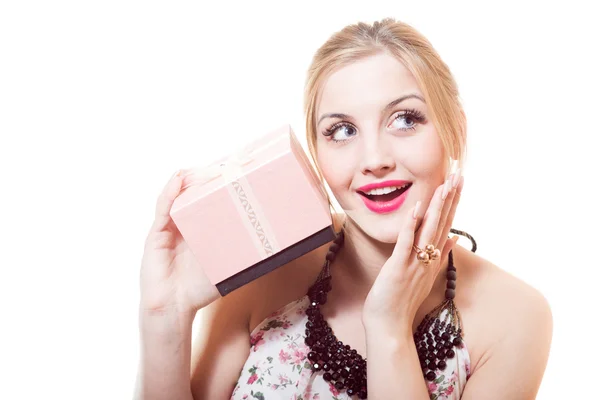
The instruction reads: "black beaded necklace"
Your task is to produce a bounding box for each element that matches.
[304,228,477,399]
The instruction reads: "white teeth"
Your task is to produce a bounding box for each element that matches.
[364,184,409,196]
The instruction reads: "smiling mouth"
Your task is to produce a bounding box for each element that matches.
[357,183,413,202]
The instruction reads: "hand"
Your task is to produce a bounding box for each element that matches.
[139,169,221,316]
[362,170,465,335]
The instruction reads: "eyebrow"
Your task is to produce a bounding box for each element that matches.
[317,93,425,125]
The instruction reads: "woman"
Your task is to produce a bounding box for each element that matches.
[135,18,553,399]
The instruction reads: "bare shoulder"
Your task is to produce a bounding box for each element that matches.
[456,245,553,379]
[458,245,552,308]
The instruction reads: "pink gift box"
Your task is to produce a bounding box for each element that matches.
[169,124,335,296]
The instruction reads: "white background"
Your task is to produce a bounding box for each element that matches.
[1,1,598,399]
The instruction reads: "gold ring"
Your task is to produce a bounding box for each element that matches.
[412,243,441,266]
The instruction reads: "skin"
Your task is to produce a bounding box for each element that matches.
[136,53,553,400]
[308,52,553,398]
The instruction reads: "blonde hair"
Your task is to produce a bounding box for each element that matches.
[303,17,467,220]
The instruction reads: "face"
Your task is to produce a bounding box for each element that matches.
[315,52,449,243]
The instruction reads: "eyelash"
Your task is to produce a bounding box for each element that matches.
[322,108,427,143]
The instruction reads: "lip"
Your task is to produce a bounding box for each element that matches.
[357,180,412,192]
[356,181,412,214]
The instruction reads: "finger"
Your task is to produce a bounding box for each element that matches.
[151,170,183,232]
[429,235,457,281]
[439,175,464,243]
[440,235,460,269]
[386,200,424,269]
[434,169,461,246]
[178,168,196,190]
[414,176,450,252]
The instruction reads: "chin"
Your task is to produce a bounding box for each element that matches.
[366,227,399,244]
[348,210,411,244]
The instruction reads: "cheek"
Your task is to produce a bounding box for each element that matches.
[316,147,355,192]
[402,133,447,180]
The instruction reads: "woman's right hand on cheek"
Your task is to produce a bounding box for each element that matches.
[139,169,221,318]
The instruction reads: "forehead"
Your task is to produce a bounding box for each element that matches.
[316,52,423,118]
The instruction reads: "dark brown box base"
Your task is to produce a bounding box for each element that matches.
[216,225,336,296]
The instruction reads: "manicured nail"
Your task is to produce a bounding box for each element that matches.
[452,168,461,188]
[413,201,422,219]
[452,159,459,174]
[446,159,458,179]
[442,178,451,200]
[452,236,459,247]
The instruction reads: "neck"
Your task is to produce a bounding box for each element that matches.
[331,219,451,304]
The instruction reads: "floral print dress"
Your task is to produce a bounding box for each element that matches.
[230,295,471,400]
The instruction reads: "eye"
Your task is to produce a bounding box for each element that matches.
[390,108,427,131]
[322,123,357,143]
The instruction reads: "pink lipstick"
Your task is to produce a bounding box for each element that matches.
[356,180,412,214]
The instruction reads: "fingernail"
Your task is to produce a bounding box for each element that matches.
[452,168,461,188]
[452,236,459,247]
[447,159,458,179]
[413,201,422,219]
[442,178,451,200]
[170,170,181,180]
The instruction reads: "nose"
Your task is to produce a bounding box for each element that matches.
[359,135,395,177]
